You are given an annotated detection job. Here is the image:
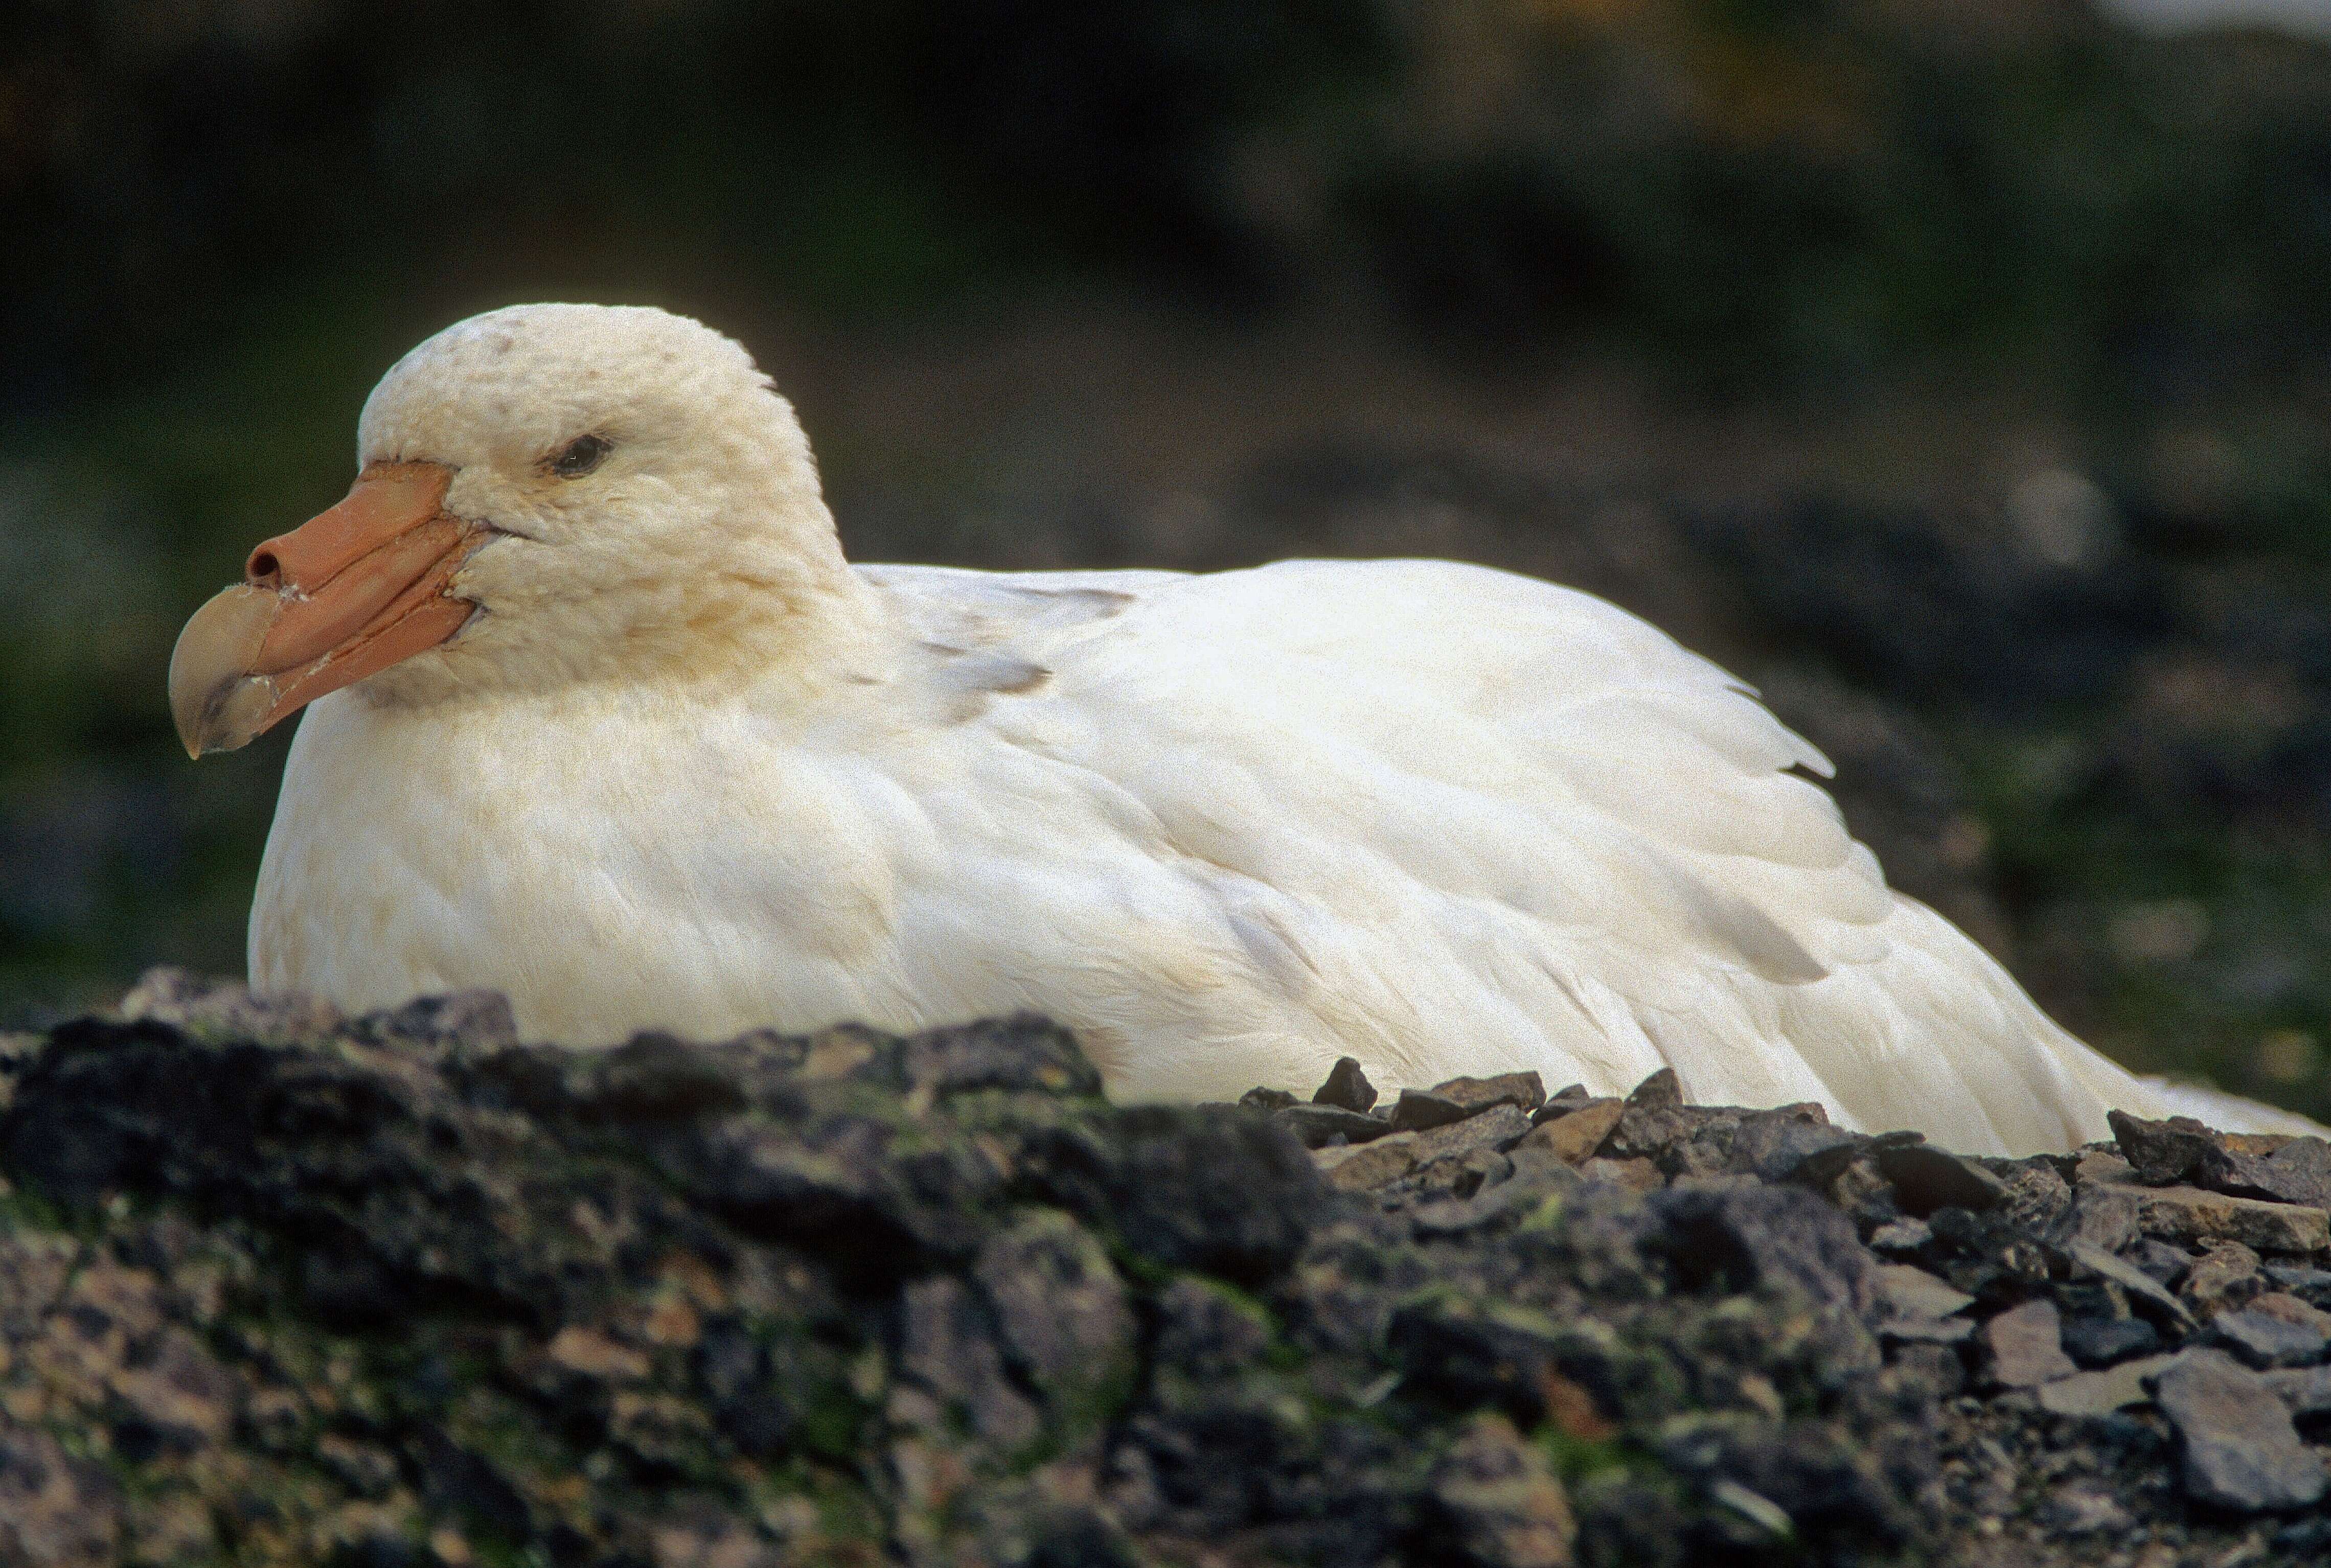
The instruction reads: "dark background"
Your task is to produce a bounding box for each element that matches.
[6,0,2331,1118]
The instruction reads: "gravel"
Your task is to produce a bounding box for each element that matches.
[1,971,2328,1565]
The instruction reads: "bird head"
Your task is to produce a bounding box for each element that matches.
[169,303,847,756]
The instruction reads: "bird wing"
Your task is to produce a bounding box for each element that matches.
[858,558,2147,1152]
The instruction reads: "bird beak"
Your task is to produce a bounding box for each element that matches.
[169,460,483,757]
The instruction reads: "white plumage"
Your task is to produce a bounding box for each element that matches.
[192,304,2300,1156]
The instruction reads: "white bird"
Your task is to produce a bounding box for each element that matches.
[166,304,2304,1156]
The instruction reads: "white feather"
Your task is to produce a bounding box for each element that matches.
[246,305,2317,1157]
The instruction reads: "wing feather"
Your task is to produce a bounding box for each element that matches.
[864,557,2163,1149]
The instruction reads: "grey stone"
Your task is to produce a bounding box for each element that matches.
[2150,1348,2329,1511]
[1579,1156,1661,1192]
[1727,1114,1861,1184]
[2066,1241,2197,1330]
[1428,1071,1546,1116]
[2055,1183,2140,1253]
[2109,1110,2223,1186]
[1865,1217,1931,1255]
[2264,1262,2331,1306]
[1389,1089,1475,1133]
[2207,1307,2330,1369]
[1997,1158,2072,1234]
[898,1276,1043,1454]
[1875,1263,1975,1321]
[1412,1162,1582,1238]
[2205,1137,2331,1212]
[2124,1237,2192,1287]
[2124,1184,2330,1254]
[2184,1238,2266,1318]
[1273,1102,1393,1148]
[1311,1056,1378,1113]
[1314,1132,1419,1191]
[1625,1068,1681,1110]
[2036,1487,2130,1535]
[2262,1365,2331,1416]
[1413,1103,1536,1163]
[1981,1299,2077,1388]
[1878,1142,2008,1216]
[1514,1100,1624,1165]
[2035,1353,2179,1417]
[1651,1183,1878,1315]
[2061,1314,2160,1367]
[972,1210,1136,1423]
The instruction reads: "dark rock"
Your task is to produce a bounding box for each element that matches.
[1311,1056,1378,1113]
[1239,1086,1296,1110]
[1388,1298,1637,1430]
[2205,1136,2331,1211]
[1876,1142,2007,1216]
[973,1210,1137,1427]
[2150,1348,2329,1511]
[1927,1206,2053,1302]
[1428,1071,1546,1116]
[2067,1240,2198,1332]
[1995,1158,2073,1234]
[416,1425,533,1542]
[2061,1314,2161,1367]
[1430,1414,1577,1568]
[2109,1109,2223,1186]
[2054,1182,2140,1252]
[2263,1262,2331,1305]
[1537,1083,1591,1116]
[1411,1102,1534,1163]
[2182,1240,2265,1318]
[11,989,2328,1567]
[902,1014,1105,1097]
[1151,1277,1272,1381]
[1726,1114,1861,1184]
[0,1420,123,1566]
[1041,1106,1330,1286]
[567,1031,749,1121]
[1388,1089,1473,1133]
[1272,1102,1392,1148]
[1626,1068,1681,1110]
[1650,1183,1878,1315]
[898,1275,1043,1453]
[355,989,517,1052]
[2124,1237,2192,1287]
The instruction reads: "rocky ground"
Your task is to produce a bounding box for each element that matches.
[2,976,2329,1566]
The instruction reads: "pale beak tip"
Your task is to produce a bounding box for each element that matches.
[169,583,284,761]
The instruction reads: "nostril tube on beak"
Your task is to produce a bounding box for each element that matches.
[246,548,282,588]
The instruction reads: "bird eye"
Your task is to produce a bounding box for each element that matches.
[549,434,611,478]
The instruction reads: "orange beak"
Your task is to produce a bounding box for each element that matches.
[168,461,484,757]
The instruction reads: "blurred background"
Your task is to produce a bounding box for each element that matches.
[5,0,2331,1119]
